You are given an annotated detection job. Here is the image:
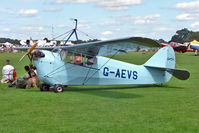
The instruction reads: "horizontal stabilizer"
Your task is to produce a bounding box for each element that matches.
[167,68,190,80]
[145,66,190,80]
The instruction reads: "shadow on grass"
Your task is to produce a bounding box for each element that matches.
[20,84,183,99]
[63,84,182,99]
[65,84,183,92]
[80,90,142,99]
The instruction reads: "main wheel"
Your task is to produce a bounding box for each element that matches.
[53,84,64,93]
[40,84,50,91]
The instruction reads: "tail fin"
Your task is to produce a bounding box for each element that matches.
[144,46,175,69]
[144,46,190,81]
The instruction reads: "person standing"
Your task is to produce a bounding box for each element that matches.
[1,60,15,83]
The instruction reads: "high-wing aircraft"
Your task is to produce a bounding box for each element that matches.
[161,42,187,53]
[14,37,190,93]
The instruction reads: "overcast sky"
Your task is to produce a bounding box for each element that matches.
[0,0,198,41]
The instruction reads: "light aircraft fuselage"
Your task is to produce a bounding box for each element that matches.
[34,46,175,86]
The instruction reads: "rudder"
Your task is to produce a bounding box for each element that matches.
[144,46,175,69]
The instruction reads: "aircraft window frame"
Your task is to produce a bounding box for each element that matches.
[60,50,68,61]
[61,50,97,66]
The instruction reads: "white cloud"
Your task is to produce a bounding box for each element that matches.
[21,26,44,31]
[78,24,91,30]
[43,8,62,12]
[115,28,120,31]
[190,22,199,28]
[52,0,142,11]
[134,19,146,24]
[101,31,113,35]
[97,0,142,11]
[57,24,67,28]
[0,8,14,15]
[52,0,97,4]
[3,28,10,32]
[19,9,39,17]
[175,1,199,21]
[100,20,121,26]
[134,14,160,24]
[72,20,90,30]
[154,27,175,32]
[133,33,146,37]
[38,26,44,31]
[79,20,89,23]
[102,14,160,27]
[104,6,129,11]
[175,0,199,11]
[176,13,197,21]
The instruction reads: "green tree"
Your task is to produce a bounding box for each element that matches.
[0,38,20,44]
[170,28,192,43]
[157,39,166,43]
[185,32,199,42]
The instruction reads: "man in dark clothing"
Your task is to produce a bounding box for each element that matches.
[24,66,35,78]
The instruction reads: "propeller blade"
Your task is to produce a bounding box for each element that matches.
[19,42,38,62]
[19,52,29,62]
[27,42,38,54]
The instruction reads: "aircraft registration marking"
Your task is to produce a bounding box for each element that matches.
[103,67,138,80]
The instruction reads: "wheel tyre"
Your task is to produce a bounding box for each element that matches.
[53,85,64,93]
[40,84,50,91]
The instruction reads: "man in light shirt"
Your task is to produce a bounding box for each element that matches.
[1,60,15,83]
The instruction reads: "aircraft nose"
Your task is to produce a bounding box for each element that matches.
[31,50,45,60]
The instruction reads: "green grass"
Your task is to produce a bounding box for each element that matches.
[0,52,199,133]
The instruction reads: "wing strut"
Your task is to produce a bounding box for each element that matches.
[82,50,120,85]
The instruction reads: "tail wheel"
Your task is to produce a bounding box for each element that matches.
[53,84,64,93]
[40,84,50,91]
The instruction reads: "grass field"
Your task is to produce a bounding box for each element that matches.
[0,52,198,133]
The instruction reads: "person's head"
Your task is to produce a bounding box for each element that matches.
[32,66,36,70]
[24,66,30,72]
[6,60,10,65]
[26,40,30,45]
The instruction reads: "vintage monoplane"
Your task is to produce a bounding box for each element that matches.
[15,20,190,93]
[14,37,190,93]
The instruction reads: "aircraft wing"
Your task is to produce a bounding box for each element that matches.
[14,37,160,56]
[59,37,160,56]
[14,46,54,51]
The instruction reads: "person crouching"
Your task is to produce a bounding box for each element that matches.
[24,66,40,88]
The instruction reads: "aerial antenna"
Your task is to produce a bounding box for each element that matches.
[64,18,79,46]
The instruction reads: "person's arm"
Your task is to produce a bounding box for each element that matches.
[2,67,4,75]
[2,67,6,79]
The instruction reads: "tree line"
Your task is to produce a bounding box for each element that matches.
[1,28,199,45]
[159,28,199,44]
[0,38,20,44]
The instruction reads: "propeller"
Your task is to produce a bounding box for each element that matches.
[19,41,38,62]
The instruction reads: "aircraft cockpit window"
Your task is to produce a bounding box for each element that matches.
[86,56,97,65]
[62,51,97,66]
